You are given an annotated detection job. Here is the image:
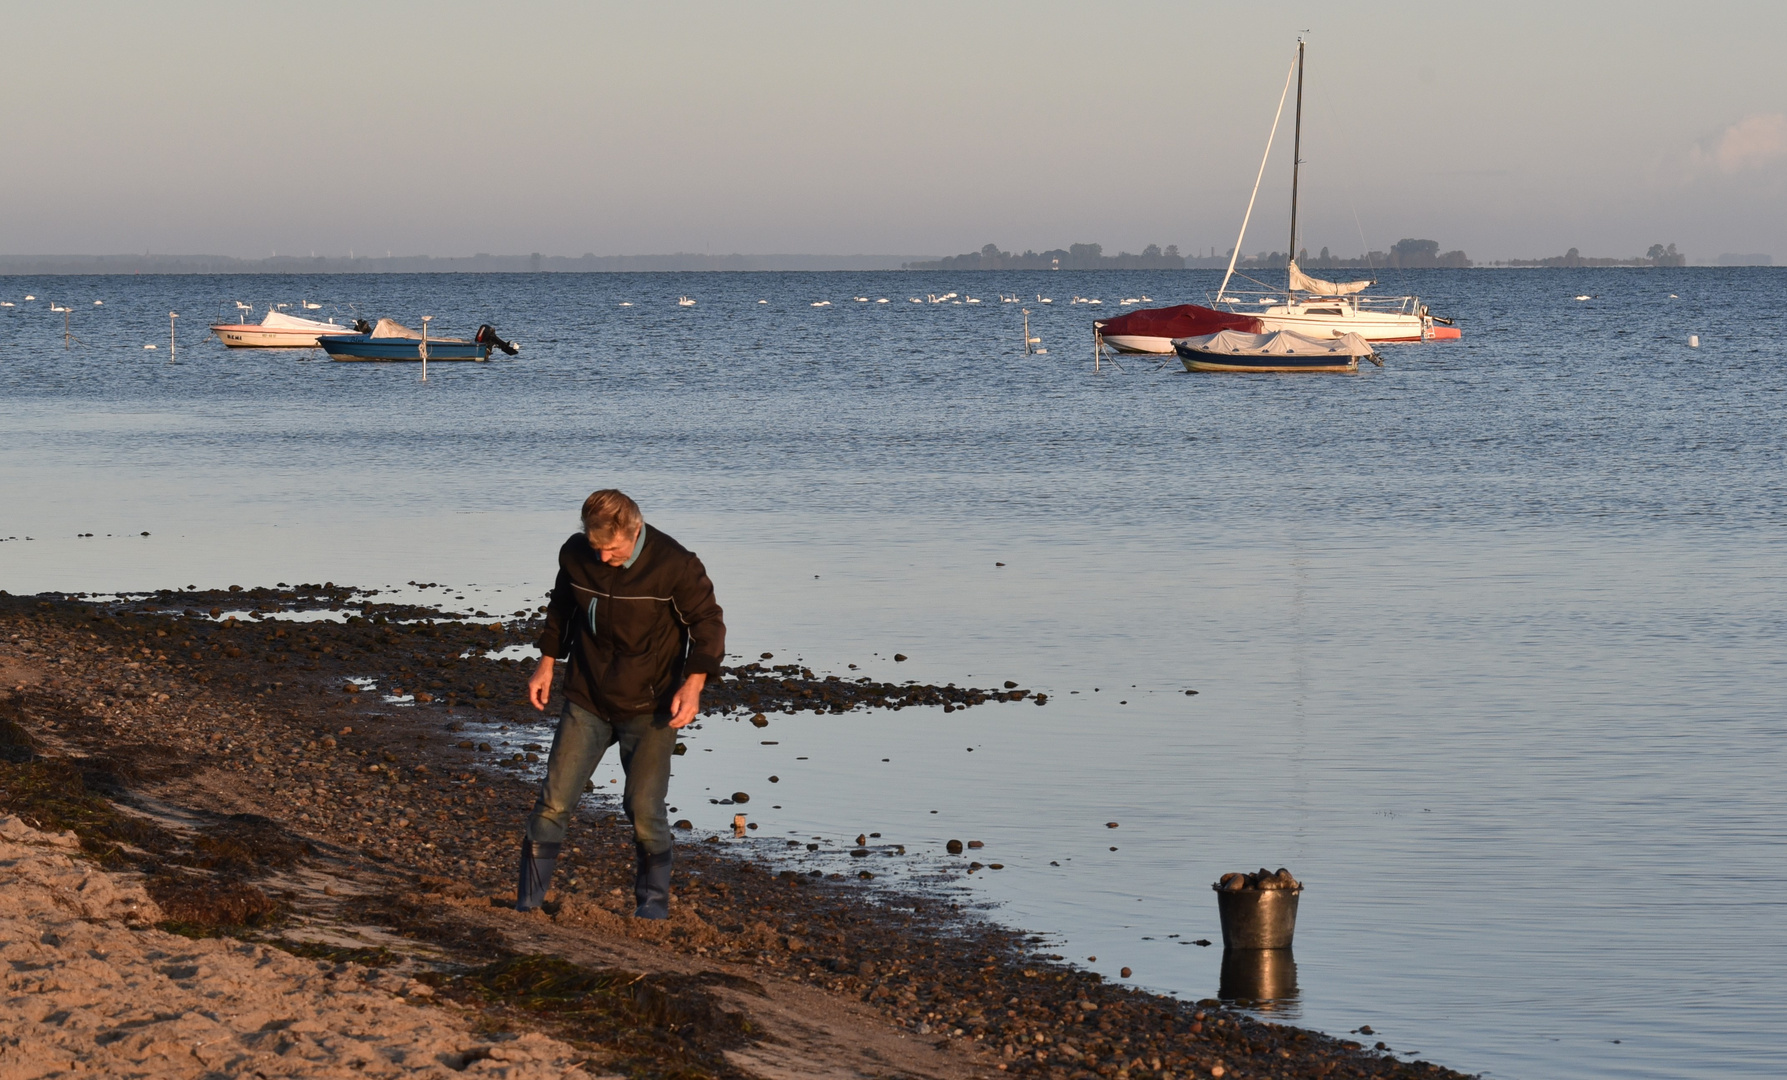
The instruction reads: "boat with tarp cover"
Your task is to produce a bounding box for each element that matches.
[1175,328,1381,373]
[317,318,518,362]
[1093,304,1264,354]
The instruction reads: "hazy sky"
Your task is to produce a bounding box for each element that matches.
[4,1,1783,261]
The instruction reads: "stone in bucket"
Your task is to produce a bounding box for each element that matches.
[1212,867,1303,949]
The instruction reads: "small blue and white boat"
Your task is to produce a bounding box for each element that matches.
[318,318,518,362]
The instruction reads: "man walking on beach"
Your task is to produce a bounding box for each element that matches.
[518,489,725,918]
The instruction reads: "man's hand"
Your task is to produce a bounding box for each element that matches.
[528,657,556,711]
[669,673,706,729]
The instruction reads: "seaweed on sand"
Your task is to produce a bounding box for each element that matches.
[149,871,285,936]
[426,955,758,1080]
[190,812,313,874]
[266,940,402,968]
[0,724,181,866]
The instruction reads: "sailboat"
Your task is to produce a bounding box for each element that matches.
[1210,41,1459,344]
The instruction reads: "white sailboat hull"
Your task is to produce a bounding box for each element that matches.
[1254,305,1427,343]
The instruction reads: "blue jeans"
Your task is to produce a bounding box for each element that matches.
[525,701,675,855]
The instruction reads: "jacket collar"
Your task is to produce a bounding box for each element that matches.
[622,523,648,570]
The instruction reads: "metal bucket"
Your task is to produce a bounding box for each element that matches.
[1213,885,1301,949]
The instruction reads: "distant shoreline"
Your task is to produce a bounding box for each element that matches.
[0,257,1774,276]
[0,253,936,276]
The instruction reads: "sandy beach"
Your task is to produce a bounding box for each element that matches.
[1,587,1469,1080]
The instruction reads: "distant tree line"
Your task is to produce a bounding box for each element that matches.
[905,239,1472,271]
[1279,239,1471,270]
[904,243,1186,271]
[0,252,923,275]
[1496,244,1686,268]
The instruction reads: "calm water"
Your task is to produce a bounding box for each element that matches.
[3,269,1784,1079]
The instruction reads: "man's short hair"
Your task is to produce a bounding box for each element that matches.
[581,489,642,540]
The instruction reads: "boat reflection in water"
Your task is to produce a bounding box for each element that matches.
[1219,948,1300,1015]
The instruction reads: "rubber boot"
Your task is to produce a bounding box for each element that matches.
[633,843,673,920]
[515,837,561,912]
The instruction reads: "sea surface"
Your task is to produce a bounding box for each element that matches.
[2,268,1784,1079]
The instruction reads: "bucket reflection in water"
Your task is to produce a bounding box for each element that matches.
[1219,948,1300,1013]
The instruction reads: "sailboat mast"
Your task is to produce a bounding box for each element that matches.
[1287,39,1304,289]
[1216,48,1300,308]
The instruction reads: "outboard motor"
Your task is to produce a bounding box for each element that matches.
[475,324,519,355]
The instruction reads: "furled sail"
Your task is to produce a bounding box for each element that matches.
[1287,261,1371,296]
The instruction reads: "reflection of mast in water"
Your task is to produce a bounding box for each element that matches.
[1287,545,1311,841]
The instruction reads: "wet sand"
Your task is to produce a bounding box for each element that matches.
[1,588,1472,1080]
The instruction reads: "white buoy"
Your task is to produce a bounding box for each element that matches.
[1689,335,1700,348]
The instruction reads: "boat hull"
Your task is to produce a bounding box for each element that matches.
[1181,353,1358,373]
[1102,334,1178,354]
[1253,307,1427,343]
[317,335,491,362]
[210,324,344,348]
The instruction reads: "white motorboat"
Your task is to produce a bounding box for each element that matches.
[211,308,362,348]
[1214,41,1459,344]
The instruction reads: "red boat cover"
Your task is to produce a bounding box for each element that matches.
[1095,304,1263,339]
